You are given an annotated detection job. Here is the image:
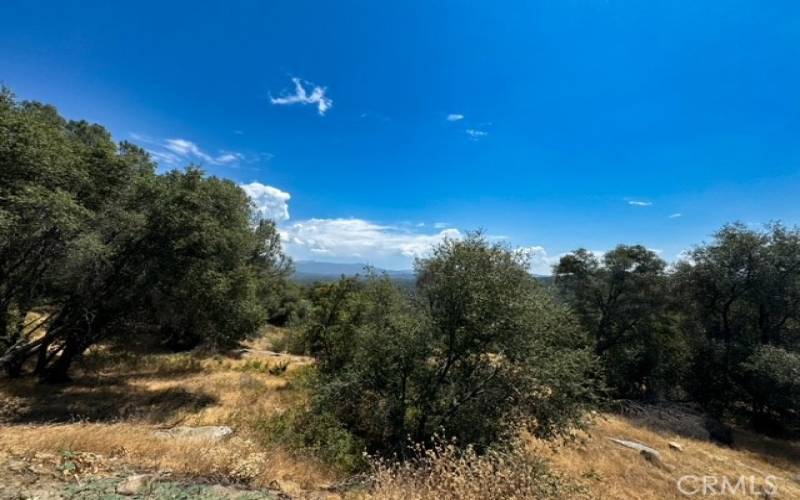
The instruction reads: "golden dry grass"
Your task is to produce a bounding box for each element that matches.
[0,335,337,498]
[2,329,799,499]
[527,412,800,499]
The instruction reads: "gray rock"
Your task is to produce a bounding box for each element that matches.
[117,474,155,496]
[154,425,234,441]
[608,438,670,470]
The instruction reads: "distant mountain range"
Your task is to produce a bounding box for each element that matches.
[292,260,415,282]
[291,260,553,284]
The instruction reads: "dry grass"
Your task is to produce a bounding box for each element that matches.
[527,411,800,499]
[0,334,337,497]
[365,412,800,499]
[363,439,586,500]
[2,329,800,499]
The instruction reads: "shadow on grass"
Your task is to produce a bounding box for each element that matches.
[0,376,217,425]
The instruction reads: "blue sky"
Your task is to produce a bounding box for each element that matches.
[2,1,800,271]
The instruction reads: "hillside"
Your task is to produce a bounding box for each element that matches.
[1,327,797,499]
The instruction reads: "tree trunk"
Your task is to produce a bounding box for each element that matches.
[41,338,81,384]
[33,338,54,376]
[0,308,7,341]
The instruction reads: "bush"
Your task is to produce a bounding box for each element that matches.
[299,233,600,458]
[742,346,800,435]
[262,406,367,473]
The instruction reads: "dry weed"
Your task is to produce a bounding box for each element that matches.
[363,438,585,500]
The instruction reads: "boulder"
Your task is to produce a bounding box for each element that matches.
[668,441,684,452]
[608,438,670,470]
[154,425,233,441]
[117,474,155,495]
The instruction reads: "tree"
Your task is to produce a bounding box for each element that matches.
[554,245,689,399]
[302,233,600,456]
[1,89,291,381]
[675,223,800,426]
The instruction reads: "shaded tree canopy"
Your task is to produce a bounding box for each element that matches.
[554,245,689,399]
[675,223,800,433]
[0,88,290,381]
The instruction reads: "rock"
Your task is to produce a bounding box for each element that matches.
[608,438,670,470]
[668,441,684,452]
[117,474,155,495]
[640,449,669,469]
[154,425,233,441]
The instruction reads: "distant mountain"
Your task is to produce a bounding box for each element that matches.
[291,260,553,285]
[292,260,415,283]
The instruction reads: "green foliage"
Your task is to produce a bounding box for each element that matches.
[0,88,291,380]
[742,345,800,434]
[255,376,367,473]
[299,233,600,458]
[675,223,800,431]
[555,245,689,400]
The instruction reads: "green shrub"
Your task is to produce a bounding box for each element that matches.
[261,407,367,473]
[299,233,600,458]
[742,345,800,435]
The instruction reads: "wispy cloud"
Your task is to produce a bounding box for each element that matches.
[146,149,182,166]
[447,113,464,122]
[466,129,488,140]
[433,222,450,229]
[270,77,332,116]
[130,133,266,168]
[240,182,291,222]
[163,138,247,165]
[668,212,683,218]
[628,200,653,207]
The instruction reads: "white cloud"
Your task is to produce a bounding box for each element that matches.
[280,218,462,269]
[132,133,260,168]
[164,138,207,159]
[164,138,246,165]
[628,200,653,207]
[270,77,333,116]
[215,152,245,164]
[466,129,488,140]
[668,212,683,218]
[447,113,464,122]
[518,246,561,276]
[433,222,450,229]
[240,182,291,222]
[145,149,182,166]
